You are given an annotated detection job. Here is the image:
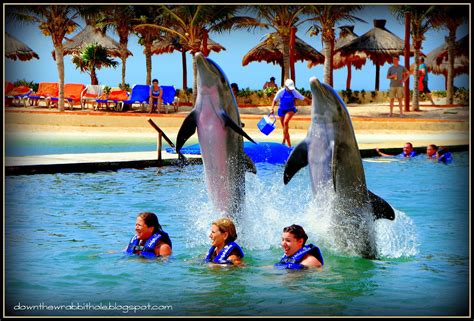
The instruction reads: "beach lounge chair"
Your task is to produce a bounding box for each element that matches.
[80,85,103,109]
[28,82,58,107]
[50,83,86,109]
[5,81,15,94]
[5,85,33,107]
[118,84,150,112]
[95,88,129,111]
[158,85,179,114]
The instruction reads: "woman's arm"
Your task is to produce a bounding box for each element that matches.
[375,148,393,157]
[300,254,322,268]
[154,241,172,256]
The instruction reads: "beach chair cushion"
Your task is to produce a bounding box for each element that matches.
[96,89,129,103]
[160,86,177,105]
[50,83,85,103]
[81,85,103,100]
[121,84,150,104]
[6,85,32,98]
[29,82,59,99]
[5,82,15,94]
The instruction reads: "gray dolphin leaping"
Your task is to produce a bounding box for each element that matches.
[176,52,257,218]
[284,77,395,259]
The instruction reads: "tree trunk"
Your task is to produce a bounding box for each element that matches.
[145,40,152,85]
[54,44,65,112]
[446,30,456,104]
[182,50,187,92]
[412,49,420,111]
[120,40,128,87]
[346,62,352,90]
[375,64,380,91]
[404,12,411,112]
[90,67,98,85]
[281,34,290,82]
[192,54,197,103]
[323,36,334,86]
[289,27,296,85]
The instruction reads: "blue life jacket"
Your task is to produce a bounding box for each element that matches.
[438,152,453,164]
[125,230,172,258]
[205,241,244,265]
[279,89,296,110]
[398,150,417,158]
[275,244,324,270]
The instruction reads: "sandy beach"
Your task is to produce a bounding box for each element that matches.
[4,100,470,150]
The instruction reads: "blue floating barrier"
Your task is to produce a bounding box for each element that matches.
[167,142,292,165]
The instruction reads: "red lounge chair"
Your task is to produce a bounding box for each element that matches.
[5,85,33,107]
[95,89,129,111]
[81,85,103,109]
[50,83,86,109]
[29,82,59,107]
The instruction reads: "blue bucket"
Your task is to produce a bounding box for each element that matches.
[257,113,277,136]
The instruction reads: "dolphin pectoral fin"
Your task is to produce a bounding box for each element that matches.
[220,111,257,144]
[284,140,308,184]
[176,110,198,153]
[368,190,396,220]
[244,152,257,174]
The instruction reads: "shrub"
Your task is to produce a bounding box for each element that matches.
[13,79,38,92]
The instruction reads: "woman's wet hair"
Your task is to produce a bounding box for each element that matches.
[283,224,308,245]
[152,79,158,83]
[138,212,163,233]
[428,144,438,151]
[212,218,237,243]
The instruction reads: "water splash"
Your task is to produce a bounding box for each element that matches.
[184,164,418,259]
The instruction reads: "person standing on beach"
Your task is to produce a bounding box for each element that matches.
[417,57,436,105]
[271,79,310,147]
[387,56,409,117]
[263,76,278,90]
[149,79,163,114]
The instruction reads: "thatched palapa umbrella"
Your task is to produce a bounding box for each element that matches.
[339,19,416,91]
[52,25,132,59]
[151,35,225,90]
[242,32,324,86]
[410,35,468,89]
[5,32,39,61]
[309,25,367,90]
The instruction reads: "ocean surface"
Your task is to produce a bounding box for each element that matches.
[4,152,470,316]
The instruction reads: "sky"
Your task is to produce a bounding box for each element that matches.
[4,4,470,92]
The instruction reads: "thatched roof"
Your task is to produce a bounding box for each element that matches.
[151,35,225,55]
[310,25,367,69]
[5,32,39,61]
[53,25,131,59]
[338,19,417,66]
[411,35,468,77]
[242,32,324,67]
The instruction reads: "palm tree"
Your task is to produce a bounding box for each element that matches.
[71,43,119,85]
[248,6,309,85]
[137,5,264,102]
[391,5,437,111]
[430,5,468,104]
[133,6,166,85]
[7,5,80,112]
[97,5,138,88]
[306,5,364,87]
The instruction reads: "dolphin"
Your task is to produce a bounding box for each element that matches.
[176,52,257,218]
[283,77,395,259]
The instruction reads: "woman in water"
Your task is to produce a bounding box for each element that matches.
[125,212,172,258]
[275,224,323,270]
[149,78,163,114]
[205,218,244,265]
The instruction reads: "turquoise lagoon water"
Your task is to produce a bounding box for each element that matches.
[5,153,470,316]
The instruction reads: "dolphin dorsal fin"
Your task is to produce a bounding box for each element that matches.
[176,110,198,153]
[284,140,309,184]
[368,190,396,220]
[220,110,257,144]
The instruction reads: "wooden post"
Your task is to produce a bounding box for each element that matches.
[148,118,186,166]
[375,64,380,91]
[404,12,411,112]
[158,132,163,166]
[290,27,297,85]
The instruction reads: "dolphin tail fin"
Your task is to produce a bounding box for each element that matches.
[176,110,198,153]
[220,111,257,144]
[244,152,257,174]
[368,190,395,220]
[284,140,308,184]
